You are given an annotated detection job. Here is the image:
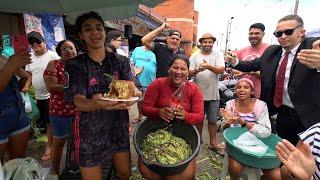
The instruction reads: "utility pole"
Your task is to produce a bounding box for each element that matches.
[220,33,224,51]
[224,16,234,52]
[294,0,299,14]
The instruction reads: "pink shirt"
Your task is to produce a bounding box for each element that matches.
[236,43,269,98]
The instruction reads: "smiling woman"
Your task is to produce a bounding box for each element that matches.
[168,54,189,87]
[219,78,279,179]
[140,54,204,179]
[63,11,141,180]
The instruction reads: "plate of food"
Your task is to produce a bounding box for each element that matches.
[100,78,139,102]
[100,96,139,102]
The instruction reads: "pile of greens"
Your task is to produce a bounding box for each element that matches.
[141,129,191,164]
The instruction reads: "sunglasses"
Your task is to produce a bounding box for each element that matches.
[273,25,302,38]
[28,39,42,45]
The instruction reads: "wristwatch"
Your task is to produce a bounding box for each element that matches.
[241,121,247,127]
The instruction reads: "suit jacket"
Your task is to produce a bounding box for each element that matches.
[234,37,320,128]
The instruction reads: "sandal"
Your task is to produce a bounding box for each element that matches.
[208,146,225,156]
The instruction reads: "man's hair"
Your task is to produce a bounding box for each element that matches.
[169,54,190,69]
[55,40,78,56]
[278,14,304,27]
[249,23,265,31]
[75,11,105,33]
[106,30,121,44]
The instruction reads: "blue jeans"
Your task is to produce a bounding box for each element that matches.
[0,102,31,144]
[50,115,73,138]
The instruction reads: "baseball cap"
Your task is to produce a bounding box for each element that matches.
[27,31,45,43]
[168,30,182,38]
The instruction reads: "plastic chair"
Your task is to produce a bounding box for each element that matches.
[220,153,262,180]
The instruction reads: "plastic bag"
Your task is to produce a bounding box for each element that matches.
[20,92,32,113]
[233,131,268,156]
[3,157,43,180]
[28,94,40,121]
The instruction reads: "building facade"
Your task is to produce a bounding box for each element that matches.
[153,0,198,56]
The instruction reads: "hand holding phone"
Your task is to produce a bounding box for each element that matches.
[12,35,29,54]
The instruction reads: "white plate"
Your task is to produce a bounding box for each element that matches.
[100,96,139,102]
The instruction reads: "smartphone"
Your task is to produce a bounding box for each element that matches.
[12,35,29,54]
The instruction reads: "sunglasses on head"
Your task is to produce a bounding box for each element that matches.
[28,38,42,45]
[273,25,302,38]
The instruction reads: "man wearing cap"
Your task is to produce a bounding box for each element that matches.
[189,33,225,154]
[24,31,60,161]
[142,23,185,78]
[233,23,270,98]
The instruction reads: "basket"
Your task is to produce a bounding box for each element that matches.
[133,119,200,176]
[223,127,282,169]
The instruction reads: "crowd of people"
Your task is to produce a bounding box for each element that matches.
[1,10,320,180]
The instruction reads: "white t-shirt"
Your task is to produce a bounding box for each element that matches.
[189,49,225,101]
[25,50,60,100]
[117,48,128,57]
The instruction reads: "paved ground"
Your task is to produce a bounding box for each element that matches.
[27,103,225,179]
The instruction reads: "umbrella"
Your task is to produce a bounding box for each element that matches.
[0,0,164,22]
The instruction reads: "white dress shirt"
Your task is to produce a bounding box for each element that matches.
[276,43,301,108]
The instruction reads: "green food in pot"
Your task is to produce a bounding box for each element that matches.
[141,129,191,165]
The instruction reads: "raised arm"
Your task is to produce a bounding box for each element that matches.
[0,50,31,92]
[297,39,320,70]
[225,51,261,72]
[141,23,170,50]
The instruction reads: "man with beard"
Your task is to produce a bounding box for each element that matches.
[233,23,270,98]
[189,33,225,155]
[142,23,185,78]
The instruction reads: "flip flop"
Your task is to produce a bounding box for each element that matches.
[41,153,51,161]
[208,146,225,156]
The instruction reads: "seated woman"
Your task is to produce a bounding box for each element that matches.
[139,54,204,180]
[219,78,280,180]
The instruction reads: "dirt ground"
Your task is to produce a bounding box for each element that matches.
[27,103,225,179]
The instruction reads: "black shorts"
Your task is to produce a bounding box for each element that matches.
[36,99,50,128]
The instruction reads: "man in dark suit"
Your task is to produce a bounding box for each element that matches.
[225,14,320,145]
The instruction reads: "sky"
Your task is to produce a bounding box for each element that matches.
[195,0,320,51]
